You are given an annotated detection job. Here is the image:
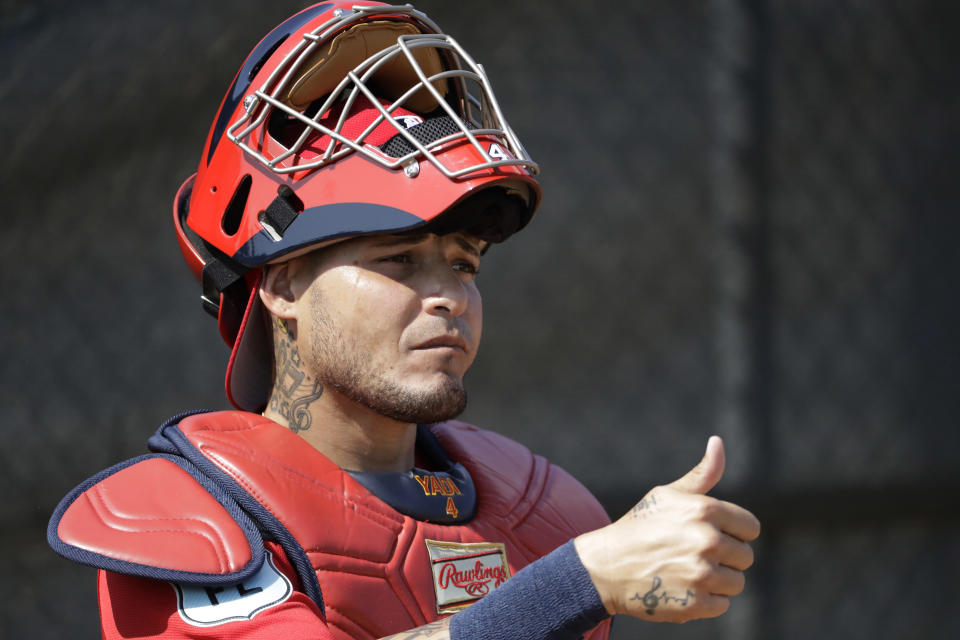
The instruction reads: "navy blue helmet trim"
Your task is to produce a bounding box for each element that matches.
[233,201,424,267]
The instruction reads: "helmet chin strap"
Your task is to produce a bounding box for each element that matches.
[258,185,305,242]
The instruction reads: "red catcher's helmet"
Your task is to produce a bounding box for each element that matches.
[173,1,541,411]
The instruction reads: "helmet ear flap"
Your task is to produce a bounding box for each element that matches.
[214,281,253,346]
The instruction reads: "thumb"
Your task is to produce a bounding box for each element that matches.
[666,436,725,495]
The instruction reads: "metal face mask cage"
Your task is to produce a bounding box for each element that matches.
[226,4,539,180]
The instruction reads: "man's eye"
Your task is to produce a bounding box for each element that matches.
[453,261,480,275]
[380,253,412,264]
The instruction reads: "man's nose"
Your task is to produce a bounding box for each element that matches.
[421,264,470,317]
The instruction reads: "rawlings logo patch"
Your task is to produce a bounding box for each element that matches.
[424,539,511,614]
[172,551,292,627]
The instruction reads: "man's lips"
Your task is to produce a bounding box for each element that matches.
[412,335,469,353]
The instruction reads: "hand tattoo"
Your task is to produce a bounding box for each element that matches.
[382,619,450,639]
[630,576,694,615]
[630,493,658,519]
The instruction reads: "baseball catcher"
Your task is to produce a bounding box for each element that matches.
[48,3,759,639]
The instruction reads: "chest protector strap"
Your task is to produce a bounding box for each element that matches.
[147,411,326,611]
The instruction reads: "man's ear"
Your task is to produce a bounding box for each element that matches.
[259,261,299,321]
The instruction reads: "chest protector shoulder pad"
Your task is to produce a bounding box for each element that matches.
[47,446,265,588]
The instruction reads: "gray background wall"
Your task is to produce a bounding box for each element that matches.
[2,1,957,638]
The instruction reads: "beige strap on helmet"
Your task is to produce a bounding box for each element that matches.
[282,20,448,113]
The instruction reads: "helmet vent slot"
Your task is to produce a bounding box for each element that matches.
[221,174,252,236]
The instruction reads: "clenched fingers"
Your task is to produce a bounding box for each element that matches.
[708,531,755,571]
[695,593,731,619]
[703,565,746,597]
[698,496,761,542]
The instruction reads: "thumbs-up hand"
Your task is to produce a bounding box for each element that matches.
[667,434,726,494]
[574,436,761,623]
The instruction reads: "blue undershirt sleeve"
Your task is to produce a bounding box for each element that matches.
[448,539,610,640]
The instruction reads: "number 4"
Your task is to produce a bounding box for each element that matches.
[488,143,510,161]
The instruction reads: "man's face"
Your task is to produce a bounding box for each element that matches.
[294,231,484,424]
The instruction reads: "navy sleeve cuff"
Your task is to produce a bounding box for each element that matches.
[449,539,609,640]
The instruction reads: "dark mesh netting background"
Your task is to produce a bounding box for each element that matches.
[2,1,957,638]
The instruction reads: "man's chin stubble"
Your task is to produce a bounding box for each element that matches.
[326,372,468,425]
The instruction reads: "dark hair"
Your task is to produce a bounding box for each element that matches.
[411,186,530,245]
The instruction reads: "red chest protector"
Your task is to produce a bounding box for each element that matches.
[50,411,611,639]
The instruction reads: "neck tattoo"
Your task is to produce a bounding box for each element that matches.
[269,326,323,433]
